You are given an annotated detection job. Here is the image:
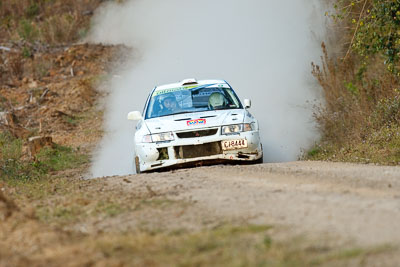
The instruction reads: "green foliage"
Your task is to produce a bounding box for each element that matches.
[17,19,38,42]
[344,81,359,96]
[307,146,322,158]
[355,1,400,72]
[0,132,88,182]
[25,3,40,18]
[0,132,41,181]
[36,145,88,172]
[331,0,400,73]
[22,46,32,58]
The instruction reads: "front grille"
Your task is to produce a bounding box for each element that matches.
[157,147,169,160]
[176,128,218,139]
[174,142,222,159]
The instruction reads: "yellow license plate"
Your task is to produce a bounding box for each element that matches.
[222,139,248,150]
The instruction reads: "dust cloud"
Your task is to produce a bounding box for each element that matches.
[88,0,326,177]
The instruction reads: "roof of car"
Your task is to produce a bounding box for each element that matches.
[155,79,229,91]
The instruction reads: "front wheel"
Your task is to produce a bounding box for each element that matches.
[135,156,141,174]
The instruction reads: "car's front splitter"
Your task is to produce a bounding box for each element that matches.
[139,150,263,173]
[135,131,262,173]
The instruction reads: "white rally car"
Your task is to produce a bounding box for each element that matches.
[127,79,263,173]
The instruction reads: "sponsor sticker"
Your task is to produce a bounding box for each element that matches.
[187,119,206,126]
[152,83,229,98]
[153,85,199,97]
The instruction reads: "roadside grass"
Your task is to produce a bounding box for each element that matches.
[312,244,395,266]
[86,225,394,267]
[36,145,88,172]
[5,172,185,227]
[306,124,400,165]
[0,0,103,44]
[0,131,89,185]
[308,43,400,164]
[95,201,127,217]
[0,131,43,182]
[61,114,82,126]
[1,171,397,266]
[136,198,181,210]
[92,225,279,266]
[34,192,188,227]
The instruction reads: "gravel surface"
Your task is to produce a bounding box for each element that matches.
[103,161,400,249]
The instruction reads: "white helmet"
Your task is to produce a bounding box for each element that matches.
[208,92,226,110]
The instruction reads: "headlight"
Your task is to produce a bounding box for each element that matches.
[142,132,174,143]
[243,123,254,131]
[221,123,254,135]
[152,132,174,142]
[142,135,153,143]
[222,124,243,135]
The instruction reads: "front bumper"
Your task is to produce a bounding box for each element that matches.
[135,130,263,173]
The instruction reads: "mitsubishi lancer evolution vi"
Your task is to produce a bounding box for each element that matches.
[127,79,263,173]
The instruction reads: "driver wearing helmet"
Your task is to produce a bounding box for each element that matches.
[208,92,227,110]
[159,94,181,116]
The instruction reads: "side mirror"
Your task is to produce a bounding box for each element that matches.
[127,111,142,121]
[244,99,251,109]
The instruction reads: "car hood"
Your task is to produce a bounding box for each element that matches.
[144,109,245,134]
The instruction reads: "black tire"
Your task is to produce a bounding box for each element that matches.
[135,156,141,174]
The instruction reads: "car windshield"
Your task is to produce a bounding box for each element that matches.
[145,84,242,119]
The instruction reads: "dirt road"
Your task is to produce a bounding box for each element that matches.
[103,161,400,250]
[3,161,400,266]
